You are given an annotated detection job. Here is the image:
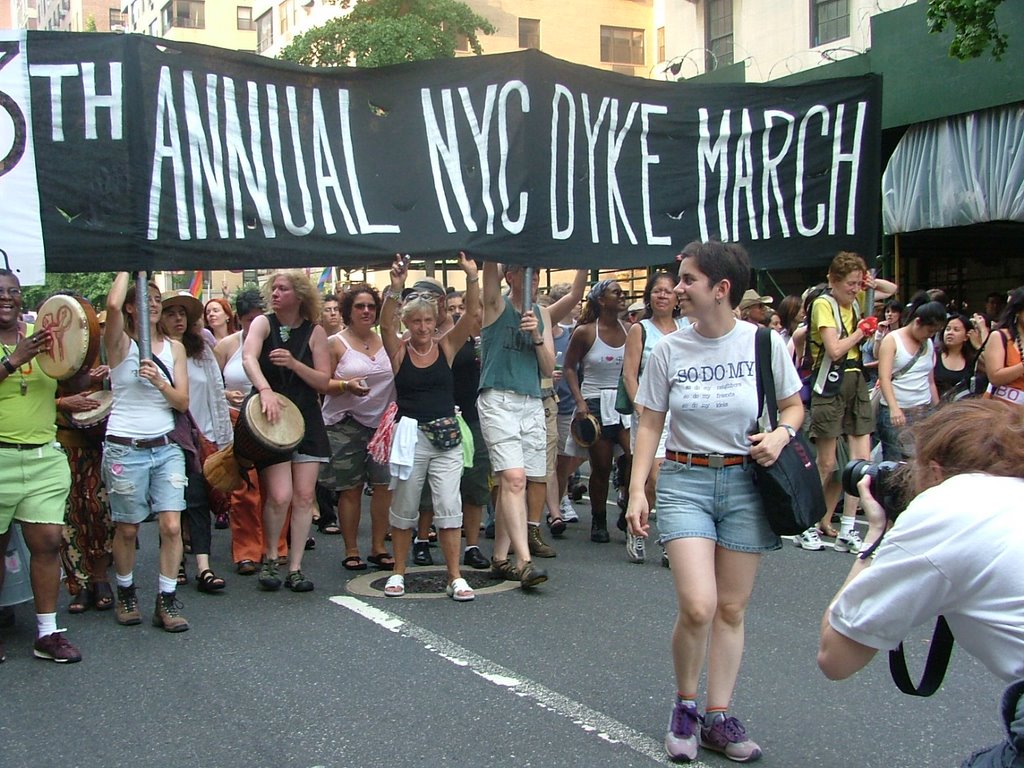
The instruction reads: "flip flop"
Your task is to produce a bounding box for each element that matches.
[342,556,368,571]
[367,552,395,570]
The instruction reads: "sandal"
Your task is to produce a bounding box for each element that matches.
[321,523,342,535]
[177,560,188,586]
[69,585,93,614]
[367,552,395,570]
[383,574,405,597]
[93,582,114,611]
[196,569,226,593]
[446,577,475,602]
[546,514,567,537]
[342,556,368,571]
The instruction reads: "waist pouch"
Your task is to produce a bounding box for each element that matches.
[419,415,462,450]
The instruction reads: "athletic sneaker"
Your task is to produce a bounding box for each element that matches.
[626,533,646,564]
[834,528,864,554]
[665,700,701,762]
[560,496,580,523]
[700,714,762,762]
[795,527,824,551]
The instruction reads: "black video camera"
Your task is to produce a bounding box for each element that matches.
[841,460,908,521]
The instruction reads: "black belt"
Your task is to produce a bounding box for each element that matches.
[106,434,172,449]
[665,451,749,468]
[0,440,49,450]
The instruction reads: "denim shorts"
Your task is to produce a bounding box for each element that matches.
[102,441,187,524]
[655,459,780,553]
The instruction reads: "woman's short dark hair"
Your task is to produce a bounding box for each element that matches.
[677,240,750,308]
[234,288,264,318]
[341,283,381,326]
[642,272,678,319]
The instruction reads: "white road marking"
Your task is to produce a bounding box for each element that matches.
[330,595,707,766]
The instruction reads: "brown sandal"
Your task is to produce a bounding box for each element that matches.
[68,585,93,614]
[93,582,114,611]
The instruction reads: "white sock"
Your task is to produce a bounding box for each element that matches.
[115,572,133,588]
[36,612,58,638]
[157,574,177,594]
[839,516,856,536]
[527,521,540,528]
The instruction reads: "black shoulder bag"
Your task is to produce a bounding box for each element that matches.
[752,327,826,535]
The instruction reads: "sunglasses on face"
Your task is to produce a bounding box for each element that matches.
[353,302,377,310]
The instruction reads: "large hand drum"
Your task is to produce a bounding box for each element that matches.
[35,294,100,381]
[234,392,304,468]
[68,390,113,428]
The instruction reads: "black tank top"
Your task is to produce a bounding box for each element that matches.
[255,315,329,459]
[395,347,455,422]
[450,336,480,423]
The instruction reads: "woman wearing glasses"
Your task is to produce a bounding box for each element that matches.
[562,279,630,544]
[379,252,480,601]
[321,284,396,572]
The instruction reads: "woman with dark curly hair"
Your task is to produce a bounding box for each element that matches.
[321,283,396,572]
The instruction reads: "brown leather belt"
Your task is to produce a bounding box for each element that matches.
[106,434,172,449]
[664,450,749,468]
[0,440,49,450]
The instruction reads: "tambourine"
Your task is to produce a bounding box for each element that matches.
[35,294,100,381]
[571,413,601,448]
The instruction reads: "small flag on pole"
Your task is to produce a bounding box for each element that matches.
[188,270,203,298]
[317,266,333,290]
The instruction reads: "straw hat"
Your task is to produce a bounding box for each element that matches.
[160,291,203,326]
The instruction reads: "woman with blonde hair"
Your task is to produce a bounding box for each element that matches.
[242,270,331,593]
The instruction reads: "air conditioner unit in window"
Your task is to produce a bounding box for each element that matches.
[111,23,125,31]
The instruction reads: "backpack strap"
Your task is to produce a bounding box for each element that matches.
[754,327,778,430]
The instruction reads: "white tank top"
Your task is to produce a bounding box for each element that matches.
[881,333,934,409]
[581,323,626,398]
[106,338,176,439]
[222,334,252,396]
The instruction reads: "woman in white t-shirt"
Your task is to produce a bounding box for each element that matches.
[875,293,943,461]
[626,241,803,764]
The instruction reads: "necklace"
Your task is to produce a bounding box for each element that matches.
[407,340,435,358]
[0,332,29,395]
[347,330,372,351]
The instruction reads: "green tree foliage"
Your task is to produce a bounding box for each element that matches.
[21,272,116,314]
[927,0,1008,60]
[280,0,496,68]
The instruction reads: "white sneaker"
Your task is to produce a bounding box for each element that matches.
[560,496,579,523]
[795,527,825,551]
[626,533,646,564]
[834,528,864,553]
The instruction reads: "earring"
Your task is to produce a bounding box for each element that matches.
[715,297,722,305]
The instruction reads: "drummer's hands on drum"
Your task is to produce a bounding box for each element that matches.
[225,389,246,408]
[58,393,101,413]
[258,388,282,423]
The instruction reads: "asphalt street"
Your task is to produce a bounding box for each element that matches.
[1,498,1004,768]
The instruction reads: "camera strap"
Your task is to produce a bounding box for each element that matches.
[888,615,954,696]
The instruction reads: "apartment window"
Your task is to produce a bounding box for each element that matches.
[657,26,665,63]
[172,0,204,28]
[706,0,733,69]
[518,18,540,50]
[148,17,158,35]
[600,26,644,66]
[237,5,254,30]
[278,0,290,35]
[811,0,849,46]
[160,0,171,32]
[256,8,273,52]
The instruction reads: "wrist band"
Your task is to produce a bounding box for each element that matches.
[533,339,544,346]
[466,275,479,284]
[2,356,15,374]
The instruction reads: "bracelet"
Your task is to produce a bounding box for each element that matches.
[339,379,347,393]
[466,275,479,284]
[533,339,544,346]
[1,356,15,374]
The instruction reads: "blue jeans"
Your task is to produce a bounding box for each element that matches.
[102,441,187,524]
[655,459,780,553]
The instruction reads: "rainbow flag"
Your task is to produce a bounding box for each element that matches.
[187,270,203,298]
[317,266,333,290]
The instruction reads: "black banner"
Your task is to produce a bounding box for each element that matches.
[1,31,881,275]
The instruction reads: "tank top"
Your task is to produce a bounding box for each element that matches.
[581,322,626,398]
[933,352,970,398]
[256,315,329,458]
[395,347,455,422]
[881,333,934,409]
[107,338,176,439]
[479,297,544,398]
[222,334,252,397]
[639,317,690,371]
[321,334,396,429]
[450,335,481,422]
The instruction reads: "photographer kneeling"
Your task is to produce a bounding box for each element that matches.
[818,399,1024,766]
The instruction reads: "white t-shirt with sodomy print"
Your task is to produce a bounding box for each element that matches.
[635,322,802,456]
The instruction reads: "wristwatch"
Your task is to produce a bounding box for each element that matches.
[781,424,797,441]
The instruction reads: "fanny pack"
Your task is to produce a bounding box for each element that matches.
[418,415,462,450]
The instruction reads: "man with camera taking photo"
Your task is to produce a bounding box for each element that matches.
[818,399,1024,766]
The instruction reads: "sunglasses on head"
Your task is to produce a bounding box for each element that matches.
[403,292,440,303]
